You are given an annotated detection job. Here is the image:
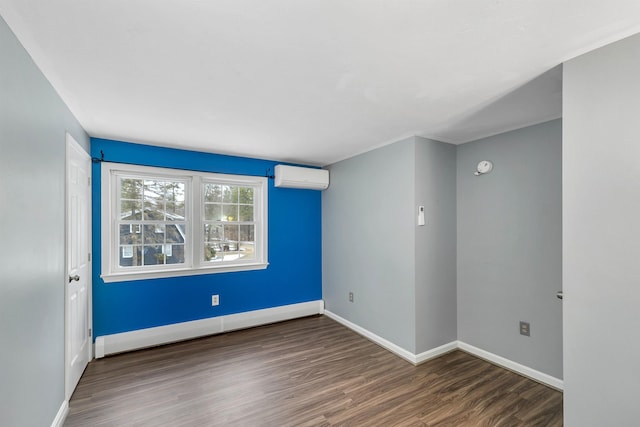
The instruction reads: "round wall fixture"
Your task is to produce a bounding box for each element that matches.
[475,160,493,176]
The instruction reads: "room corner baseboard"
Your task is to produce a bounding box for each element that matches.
[323,310,456,365]
[323,310,416,363]
[51,400,68,427]
[322,311,562,391]
[414,341,459,364]
[457,341,563,391]
[95,300,324,358]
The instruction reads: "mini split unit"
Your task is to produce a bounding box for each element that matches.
[274,165,329,190]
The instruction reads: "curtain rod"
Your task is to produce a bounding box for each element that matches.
[91,150,275,179]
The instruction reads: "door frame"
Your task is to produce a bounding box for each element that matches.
[65,132,93,401]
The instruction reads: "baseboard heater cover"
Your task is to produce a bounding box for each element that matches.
[95,300,324,358]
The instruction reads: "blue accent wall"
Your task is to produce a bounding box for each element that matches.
[91,138,322,337]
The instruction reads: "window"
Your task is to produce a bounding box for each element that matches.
[101,163,268,282]
[202,182,257,264]
[117,176,187,268]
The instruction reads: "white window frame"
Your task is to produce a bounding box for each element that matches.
[101,163,268,283]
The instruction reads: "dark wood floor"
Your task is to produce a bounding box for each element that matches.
[65,315,562,426]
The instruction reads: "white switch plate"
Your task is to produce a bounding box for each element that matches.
[211,295,219,306]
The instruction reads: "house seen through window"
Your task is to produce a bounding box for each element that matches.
[118,177,187,267]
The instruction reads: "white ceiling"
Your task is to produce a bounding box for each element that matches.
[2,1,640,166]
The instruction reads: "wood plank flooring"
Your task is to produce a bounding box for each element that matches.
[65,315,562,426]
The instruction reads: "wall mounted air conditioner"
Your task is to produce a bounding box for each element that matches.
[274,165,329,190]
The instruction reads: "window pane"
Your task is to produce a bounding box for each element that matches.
[222,204,238,222]
[239,187,254,204]
[166,244,185,264]
[165,182,185,203]
[121,200,142,221]
[143,202,164,220]
[167,224,186,243]
[120,224,142,244]
[220,233,239,260]
[239,225,254,242]
[143,225,164,244]
[204,223,222,242]
[239,205,253,222]
[119,245,142,267]
[144,245,165,265]
[121,178,143,200]
[145,179,184,221]
[222,185,236,203]
[122,245,133,258]
[239,242,255,260]
[144,180,164,201]
[165,201,185,218]
[222,246,240,261]
[144,179,165,196]
[204,203,222,221]
[204,184,222,203]
[223,224,239,241]
[204,244,219,262]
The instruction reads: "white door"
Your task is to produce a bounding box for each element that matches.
[65,133,92,401]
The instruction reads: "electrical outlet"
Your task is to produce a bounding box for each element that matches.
[519,321,530,337]
[211,294,219,306]
[349,292,354,302]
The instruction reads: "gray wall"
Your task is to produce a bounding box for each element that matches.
[323,136,458,355]
[414,137,457,353]
[0,16,89,427]
[323,138,416,351]
[457,119,563,379]
[563,33,640,426]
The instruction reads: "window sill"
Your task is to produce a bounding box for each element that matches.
[101,262,269,283]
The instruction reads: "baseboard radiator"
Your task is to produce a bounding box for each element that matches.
[95,300,324,358]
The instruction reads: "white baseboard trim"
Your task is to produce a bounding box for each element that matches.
[323,310,456,365]
[50,400,68,427]
[457,341,563,391]
[415,341,459,364]
[95,300,324,358]
[322,311,562,390]
[93,303,563,391]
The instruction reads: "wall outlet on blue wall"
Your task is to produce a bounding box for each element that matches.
[212,295,219,306]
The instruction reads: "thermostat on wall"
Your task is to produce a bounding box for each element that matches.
[418,206,425,226]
